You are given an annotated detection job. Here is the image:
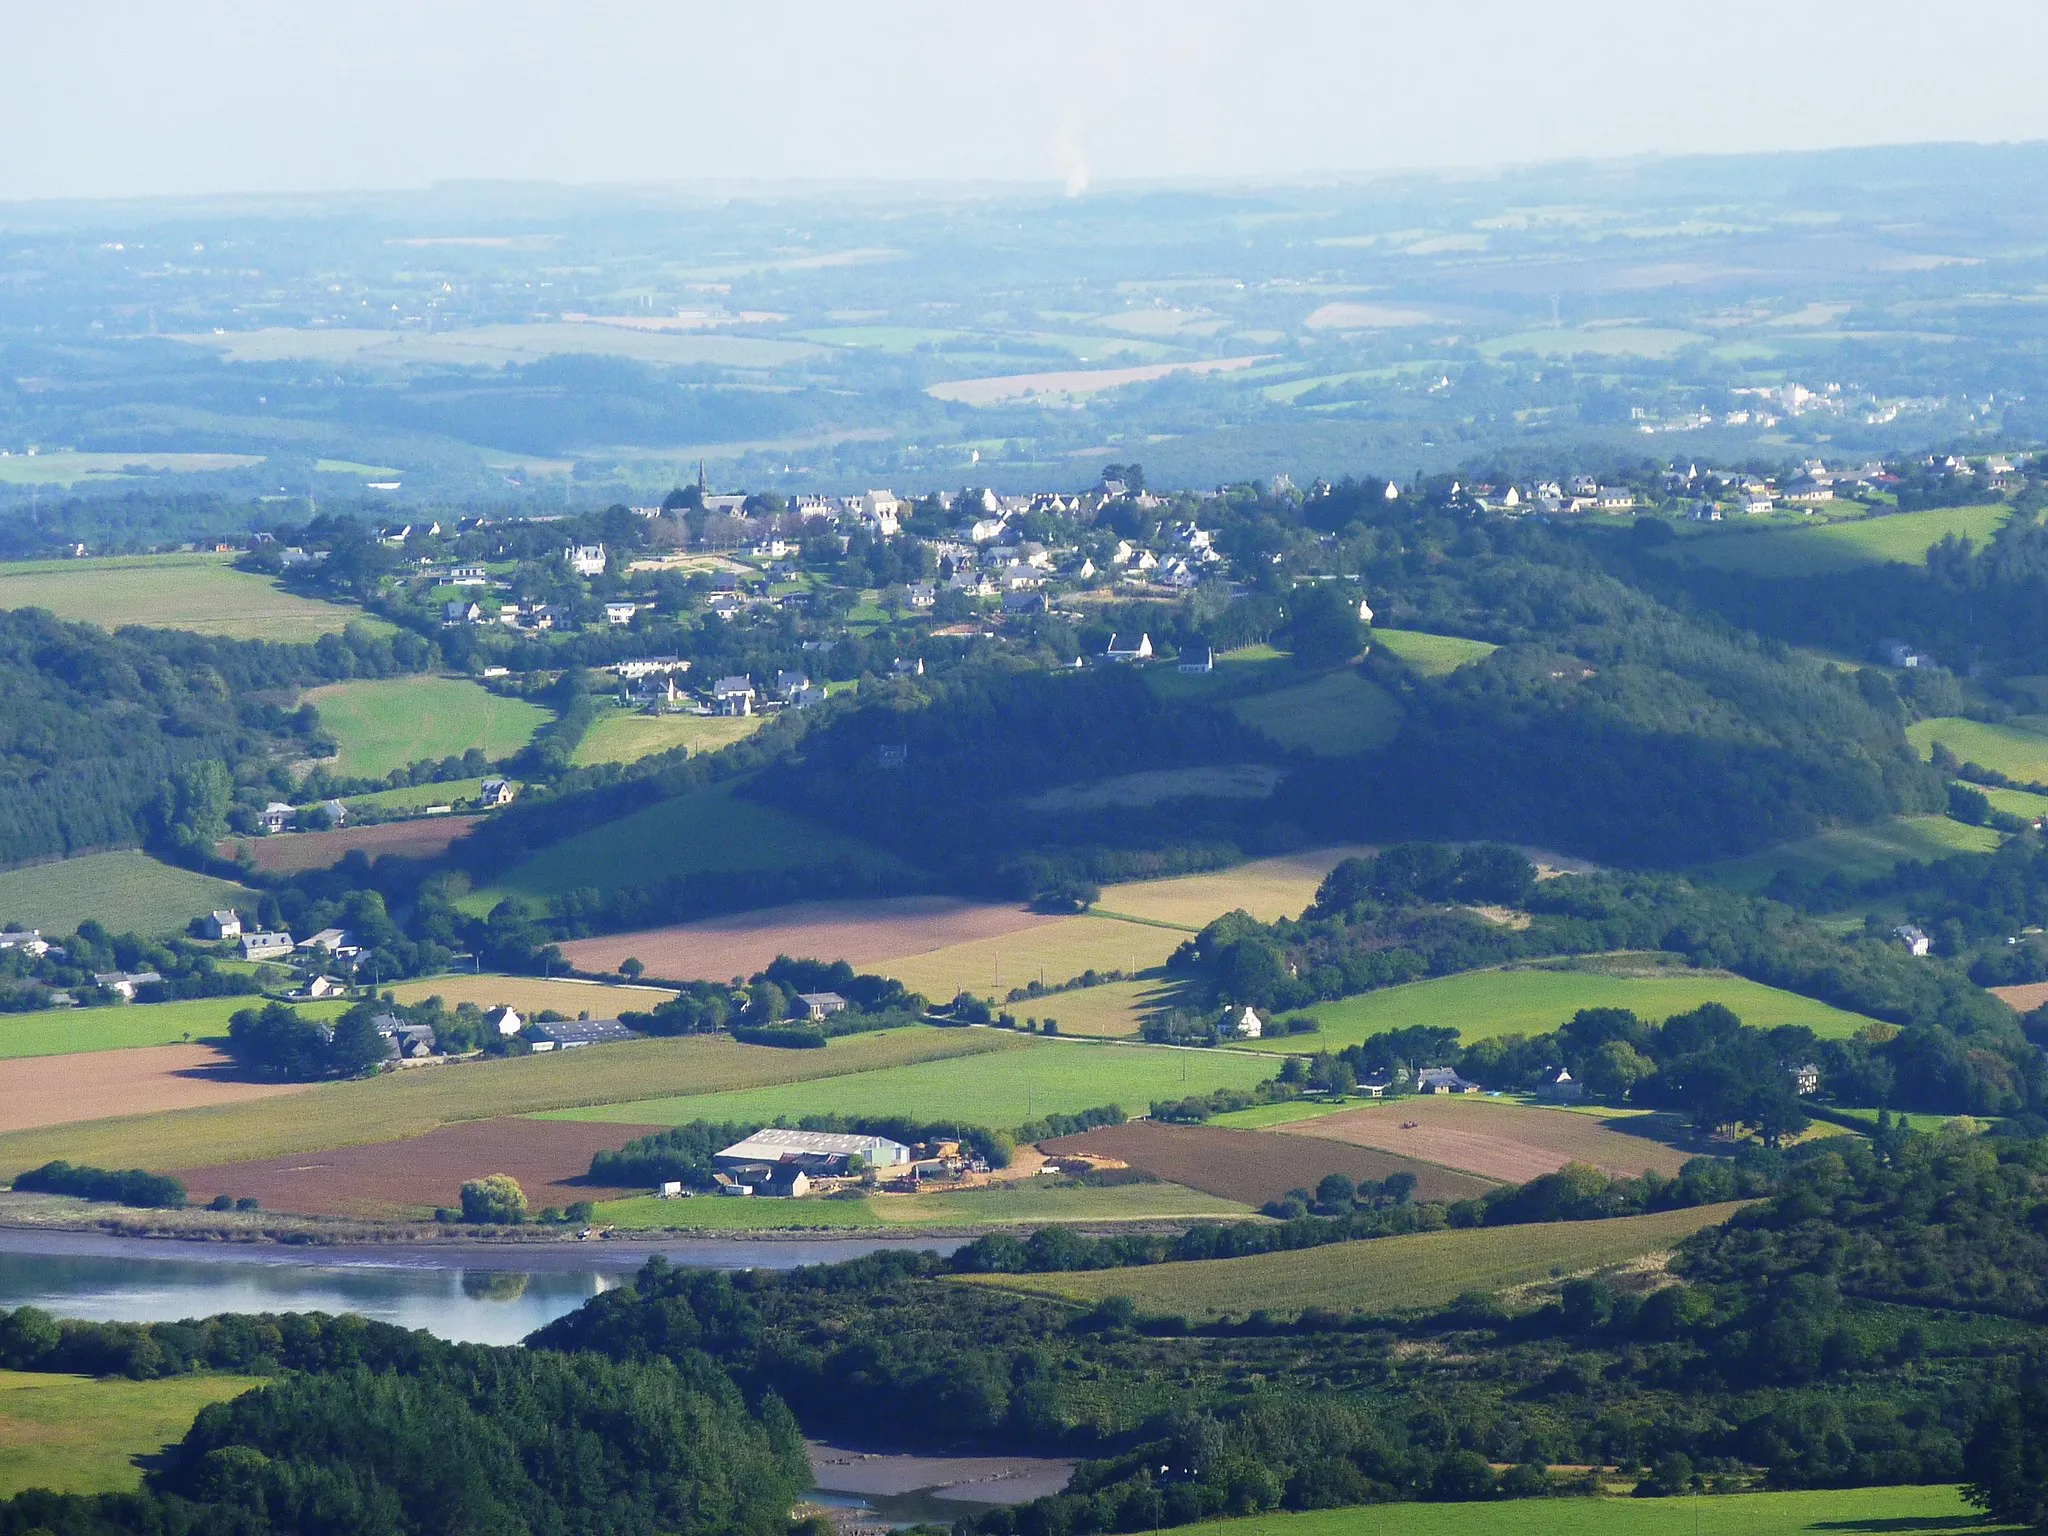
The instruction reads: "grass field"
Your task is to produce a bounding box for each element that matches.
[875,915,1188,1004]
[544,1036,1276,1130]
[1017,979,1178,1039]
[0,452,263,487]
[1908,717,2048,784]
[592,1181,1249,1232]
[0,554,367,640]
[1256,961,1880,1051]
[1187,1485,1995,1536]
[1663,503,2013,578]
[0,852,256,938]
[1093,847,1370,929]
[596,1193,887,1229]
[1699,814,2002,893]
[467,782,898,914]
[385,974,676,1014]
[1373,629,1499,678]
[304,675,550,779]
[0,1026,1015,1177]
[1144,645,1292,703]
[1977,784,2048,821]
[0,996,344,1061]
[1229,671,1401,756]
[963,1202,1745,1318]
[344,778,491,814]
[570,710,763,768]
[0,1371,257,1497]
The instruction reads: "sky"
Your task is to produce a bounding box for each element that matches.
[8,0,2048,201]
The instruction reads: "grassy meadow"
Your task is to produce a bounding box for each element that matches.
[0,852,256,938]
[1698,814,2001,893]
[304,675,550,778]
[0,1371,258,1497]
[1255,962,1880,1052]
[0,996,344,1061]
[344,778,493,814]
[964,1202,1745,1319]
[1908,717,2048,784]
[1229,671,1402,756]
[1661,503,2012,577]
[592,1180,1248,1232]
[570,710,763,768]
[0,452,262,487]
[0,554,368,640]
[1978,783,2048,821]
[544,1035,1275,1130]
[1372,628,1499,678]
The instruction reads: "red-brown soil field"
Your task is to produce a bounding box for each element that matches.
[1040,1121,1496,1207]
[1992,981,2048,1013]
[559,896,1059,981]
[222,817,480,875]
[174,1116,664,1219]
[1282,1098,1703,1183]
[0,1045,308,1134]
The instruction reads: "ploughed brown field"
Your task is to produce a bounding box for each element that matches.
[1282,1098,1702,1183]
[1040,1121,1496,1207]
[1992,981,2048,1013]
[174,1116,662,1219]
[0,1045,307,1135]
[223,817,479,875]
[559,896,1059,982]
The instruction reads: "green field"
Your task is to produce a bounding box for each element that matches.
[1230,671,1402,756]
[0,554,369,640]
[1254,962,1880,1052]
[0,995,345,1060]
[0,453,263,487]
[344,778,492,815]
[305,675,550,779]
[964,1202,1744,1318]
[0,1370,257,1496]
[1373,629,1499,678]
[570,709,764,768]
[1908,717,2048,784]
[596,1193,888,1230]
[1664,504,2012,578]
[467,781,898,912]
[313,458,400,476]
[595,1180,1246,1231]
[0,852,257,938]
[1699,814,2002,893]
[1978,783,2048,821]
[1187,1485,1994,1536]
[1480,326,1706,360]
[1145,644,1292,702]
[543,1036,1276,1129]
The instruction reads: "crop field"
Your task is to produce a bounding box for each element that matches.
[1662,503,2012,578]
[1283,1098,1704,1182]
[304,675,550,778]
[1264,962,1881,1051]
[1992,980,2048,1013]
[1229,671,1402,756]
[0,851,256,937]
[386,974,676,1015]
[560,896,1056,982]
[1372,628,1499,678]
[0,1371,258,1497]
[1699,814,2001,893]
[228,815,481,875]
[0,1026,1014,1177]
[0,451,263,487]
[343,778,491,814]
[1190,1484,1993,1536]
[0,1045,311,1135]
[1022,979,1179,1039]
[545,1036,1275,1130]
[1093,847,1371,928]
[0,995,344,1061]
[570,710,763,768]
[874,915,1189,1004]
[1043,1121,1497,1205]
[1908,717,2048,784]
[175,1115,663,1218]
[926,354,1267,406]
[468,783,898,913]
[966,1202,1746,1319]
[0,553,365,640]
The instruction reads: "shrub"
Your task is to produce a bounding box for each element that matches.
[13,1161,186,1209]
[459,1174,528,1224]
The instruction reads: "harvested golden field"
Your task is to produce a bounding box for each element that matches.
[877,915,1186,1004]
[559,896,1057,982]
[1042,1121,1495,1206]
[1991,981,2048,1013]
[386,974,676,1014]
[0,1026,1018,1176]
[1094,846,1373,929]
[224,816,479,874]
[963,1202,1747,1319]
[1283,1097,1704,1182]
[0,1045,307,1135]
[1025,978,1181,1038]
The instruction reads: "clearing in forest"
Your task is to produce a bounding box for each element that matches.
[303,675,550,779]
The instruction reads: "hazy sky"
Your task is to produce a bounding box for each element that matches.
[8,0,2048,201]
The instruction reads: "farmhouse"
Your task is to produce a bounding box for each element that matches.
[0,930,49,957]
[239,931,295,961]
[1894,924,1932,957]
[477,779,518,808]
[604,601,639,626]
[204,910,242,940]
[564,544,608,576]
[1539,1066,1584,1102]
[528,1018,636,1050]
[1417,1066,1482,1094]
[257,801,295,834]
[488,1006,523,1037]
[448,564,489,585]
[92,970,162,1001]
[1225,1005,1263,1039]
[711,676,756,716]
[294,974,344,1000]
[298,928,359,958]
[612,656,690,681]
[796,991,848,1020]
[1178,647,1214,675]
[1104,633,1153,662]
[1790,1062,1821,1095]
[443,600,486,625]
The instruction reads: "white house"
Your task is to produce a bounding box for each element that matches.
[488,1006,524,1037]
[565,544,607,576]
[1895,924,1932,957]
[239,931,295,962]
[604,601,638,626]
[1594,486,1637,512]
[1417,1066,1481,1094]
[204,910,242,940]
[448,564,489,585]
[1178,648,1214,675]
[1104,633,1153,662]
[855,491,903,537]
[711,676,756,716]
[478,778,518,808]
[298,927,359,958]
[257,801,295,835]
[1228,1006,1263,1039]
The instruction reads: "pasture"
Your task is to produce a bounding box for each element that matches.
[0,995,344,1061]
[570,710,763,768]
[965,1201,1745,1319]
[1260,961,1881,1051]
[1479,326,1707,360]
[1143,644,1291,703]
[874,915,1188,1004]
[0,554,365,640]
[303,675,549,778]
[1978,783,2048,821]
[0,1045,310,1136]
[0,1371,257,1497]
[1698,813,2001,893]
[1044,1121,1495,1205]
[1908,717,2048,784]
[343,778,491,814]
[0,1026,1014,1177]
[1190,1485,1993,1536]
[1662,503,2011,578]
[0,452,261,487]
[229,816,480,875]
[597,1193,886,1230]
[545,1036,1275,1130]
[1372,628,1499,678]
[0,851,256,938]
[1284,1098,1702,1182]
[1229,671,1401,756]
[386,974,676,1015]
[176,323,821,371]
[1093,847,1370,928]
[593,1181,1251,1232]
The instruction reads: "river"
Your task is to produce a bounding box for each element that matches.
[0,1228,964,1345]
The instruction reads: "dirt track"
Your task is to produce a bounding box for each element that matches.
[559,896,1058,982]
[1282,1098,1700,1182]
[0,1045,307,1134]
